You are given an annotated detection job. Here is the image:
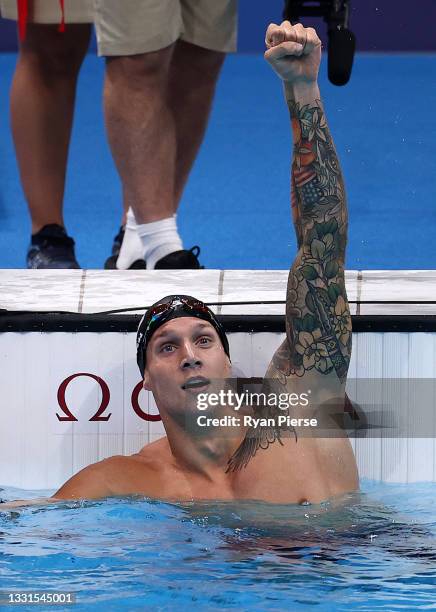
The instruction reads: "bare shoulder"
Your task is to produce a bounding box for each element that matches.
[134,436,171,463]
[2,440,175,508]
[102,443,168,476]
[97,438,182,499]
[0,460,116,508]
[53,457,121,500]
[53,436,174,501]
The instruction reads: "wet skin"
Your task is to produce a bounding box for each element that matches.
[50,317,358,504]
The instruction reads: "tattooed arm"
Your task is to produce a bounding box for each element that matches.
[227,23,357,481]
[266,23,351,391]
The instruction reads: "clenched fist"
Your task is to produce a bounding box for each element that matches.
[264,21,321,85]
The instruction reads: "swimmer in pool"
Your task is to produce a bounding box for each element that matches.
[3,22,358,509]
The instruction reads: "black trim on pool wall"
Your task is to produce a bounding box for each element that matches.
[1,312,436,333]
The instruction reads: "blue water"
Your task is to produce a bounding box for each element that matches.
[1,53,436,269]
[1,480,435,611]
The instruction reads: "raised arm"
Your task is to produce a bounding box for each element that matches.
[227,23,354,472]
[265,22,351,398]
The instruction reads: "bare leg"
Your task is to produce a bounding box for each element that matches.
[10,23,91,233]
[106,42,225,269]
[104,46,176,224]
[110,41,225,225]
[169,40,225,207]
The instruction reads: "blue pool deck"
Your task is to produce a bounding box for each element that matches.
[0,52,436,270]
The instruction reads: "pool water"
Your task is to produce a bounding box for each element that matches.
[1,480,435,611]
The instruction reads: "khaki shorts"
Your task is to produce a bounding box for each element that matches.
[93,0,238,56]
[0,0,93,23]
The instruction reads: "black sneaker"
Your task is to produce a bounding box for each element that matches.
[154,246,203,269]
[104,226,146,270]
[27,224,80,269]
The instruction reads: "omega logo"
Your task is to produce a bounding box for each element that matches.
[56,372,161,422]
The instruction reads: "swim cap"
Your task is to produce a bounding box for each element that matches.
[136,295,230,377]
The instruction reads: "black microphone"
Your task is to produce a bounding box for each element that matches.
[328,27,356,86]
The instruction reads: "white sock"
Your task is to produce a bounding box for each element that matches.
[116,208,144,270]
[137,215,183,269]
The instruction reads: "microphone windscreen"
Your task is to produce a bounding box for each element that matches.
[328,28,356,86]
